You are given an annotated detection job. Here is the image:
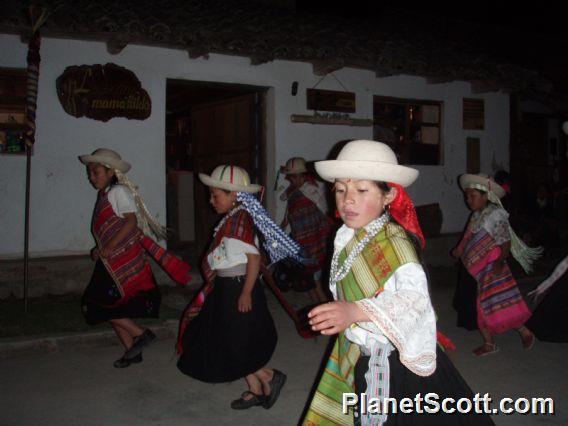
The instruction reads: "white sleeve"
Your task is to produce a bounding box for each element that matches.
[107,185,137,218]
[354,262,437,376]
[207,237,259,270]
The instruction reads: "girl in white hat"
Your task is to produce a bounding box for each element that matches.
[279,156,332,303]
[79,148,192,368]
[304,140,494,425]
[452,174,541,356]
[177,165,299,410]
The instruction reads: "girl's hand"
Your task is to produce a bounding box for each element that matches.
[238,291,253,313]
[308,301,362,335]
[450,247,463,258]
[493,259,506,275]
[90,247,100,261]
[99,245,115,259]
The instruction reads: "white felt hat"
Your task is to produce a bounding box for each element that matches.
[199,165,261,193]
[459,173,506,199]
[315,140,418,187]
[79,148,131,173]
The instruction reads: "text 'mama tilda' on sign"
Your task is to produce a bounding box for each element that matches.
[56,63,151,122]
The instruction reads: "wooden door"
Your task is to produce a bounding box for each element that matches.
[191,93,262,251]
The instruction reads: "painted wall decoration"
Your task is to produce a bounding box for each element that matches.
[56,63,151,122]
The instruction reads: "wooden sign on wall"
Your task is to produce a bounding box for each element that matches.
[307,88,356,113]
[463,98,484,130]
[56,63,151,122]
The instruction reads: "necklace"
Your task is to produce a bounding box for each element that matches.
[329,213,390,286]
[213,205,244,235]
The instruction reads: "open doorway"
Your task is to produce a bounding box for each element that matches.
[165,80,267,260]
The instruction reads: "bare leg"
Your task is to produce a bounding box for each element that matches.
[254,368,274,395]
[243,374,263,399]
[480,328,494,345]
[109,318,144,350]
[518,325,535,349]
[111,322,134,350]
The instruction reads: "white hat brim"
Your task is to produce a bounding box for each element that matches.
[79,154,131,173]
[315,160,418,187]
[199,173,261,193]
[459,174,506,198]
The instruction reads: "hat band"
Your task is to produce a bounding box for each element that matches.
[218,165,249,186]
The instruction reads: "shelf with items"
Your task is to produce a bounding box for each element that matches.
[0,67,29,155]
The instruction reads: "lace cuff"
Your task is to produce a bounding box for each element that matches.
[355,289,436,376]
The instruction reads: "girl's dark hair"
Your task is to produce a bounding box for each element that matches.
[102,165,119,186]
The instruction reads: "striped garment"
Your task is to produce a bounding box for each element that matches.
[176,209,256,354]
[459,227,531,334]
[304,223,419,425]
[286,183,331,272]
[92,189,191,303]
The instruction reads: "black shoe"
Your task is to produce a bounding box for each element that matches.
[124,329,156,358]
[113,353,143,368]
[263,369,287,409]
[230,391,266,410]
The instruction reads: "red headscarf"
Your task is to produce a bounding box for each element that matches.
[387,182,425,249]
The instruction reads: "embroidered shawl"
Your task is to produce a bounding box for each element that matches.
[286,185,331,272]
[93,189,191,303]
[458,221,531,334]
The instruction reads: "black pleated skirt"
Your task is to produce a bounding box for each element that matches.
[526,270,568,342]
[177,275,278,383]
[452,263,479,331]
[355,346,495,425]
[81,260,161,325]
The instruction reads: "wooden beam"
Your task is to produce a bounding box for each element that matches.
[187,46,210,59]
[250,55,272,66]
[470,79,502,94]
[291,113,373,127]
[426,76,455,85]
[106,36,129,55]
[311,59,343,76]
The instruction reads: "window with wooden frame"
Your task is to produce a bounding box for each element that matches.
[0,68,28,155]
[373,96,443,165]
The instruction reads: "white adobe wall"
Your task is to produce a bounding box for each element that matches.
[0,34,509,258]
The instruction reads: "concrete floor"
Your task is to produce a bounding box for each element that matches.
[0,266,566,425]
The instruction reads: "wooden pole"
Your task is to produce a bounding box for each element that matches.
[24,145,32,312]
[23,7,47,312]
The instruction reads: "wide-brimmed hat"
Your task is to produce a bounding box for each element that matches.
[459,173,506,199]
[315,140,418,187]
[199,165,261,193]
[280,157,307,175]
[79,148,131,173]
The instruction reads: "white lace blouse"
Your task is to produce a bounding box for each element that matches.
[470,203,511,245]
[331,224,437,376]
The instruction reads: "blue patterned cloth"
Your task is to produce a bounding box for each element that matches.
[237,192,304,264]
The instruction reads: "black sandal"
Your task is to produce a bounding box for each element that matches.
[113,353,143,368]
[263,369,287,409]
[230,391,265,410]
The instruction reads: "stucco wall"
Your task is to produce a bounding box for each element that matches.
[0,34,509,258]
